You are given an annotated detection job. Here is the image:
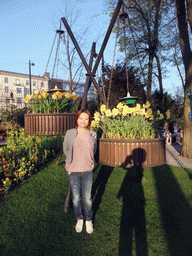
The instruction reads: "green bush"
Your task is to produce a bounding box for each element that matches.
[0,105,31,130]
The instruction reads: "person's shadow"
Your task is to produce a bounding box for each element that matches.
[118,148,148,255]
[92,164,114,221]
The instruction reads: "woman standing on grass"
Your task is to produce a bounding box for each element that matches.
[63,109,97,234]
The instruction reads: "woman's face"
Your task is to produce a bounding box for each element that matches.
[77,112,89,129]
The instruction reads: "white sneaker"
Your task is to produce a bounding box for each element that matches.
[85,220,93,234]
[75,219,83,233]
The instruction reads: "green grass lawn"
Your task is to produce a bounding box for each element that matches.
[1,154,192,256]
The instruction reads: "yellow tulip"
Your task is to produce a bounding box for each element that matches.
[52,94,57,100]
[100,104,106,114]
[112,108,119,117]
[146,101,150,108]
[105,109,112,117]
[117,102,124,111]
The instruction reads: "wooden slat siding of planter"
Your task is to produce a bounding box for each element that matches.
[99,138,165,168]
[24,113,76,136]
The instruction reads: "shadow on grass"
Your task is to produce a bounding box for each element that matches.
[92,164,114,221]
[152,165,192,255]
[118,148,148,256]
[184,168,192,180]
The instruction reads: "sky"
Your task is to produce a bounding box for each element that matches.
[0,0,183,96]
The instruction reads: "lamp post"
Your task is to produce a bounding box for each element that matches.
[29,60,35,95]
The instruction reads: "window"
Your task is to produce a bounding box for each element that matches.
[33,81,36,86]
[16,88,22,94]
[5,86,9,93]
[24,87,29,97]
[15,79,20,85]
[41,82,44,87]
[26,80,29,85]
[17,98,22,104]
[5,98,9,105]
[4,77,8,83]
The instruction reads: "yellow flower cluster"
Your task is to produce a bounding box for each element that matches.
[145,108,154,120]
[91,111,100,128]
[24,94,33,103]
[24,89,79,114]
[117,102,124,113]
[106,109,112,117]
[55,91,63,99]
[112,108,119,117]
[41,90,48,99]
[91,101,164,135]
[90,101,160,139]
[100,104,106,114]
[156,109,164,120]
[24,90,78,103]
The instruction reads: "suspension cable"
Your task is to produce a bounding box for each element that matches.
[123,1,146,85]
[121,5,129,95]
[106,16,120,108]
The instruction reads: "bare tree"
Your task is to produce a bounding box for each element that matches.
[110,0,175,99]
[53,5,91,93]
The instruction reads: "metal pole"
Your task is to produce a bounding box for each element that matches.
[29,60,35,95]
[81,42,96,109]
[29,60,32,95]
[92,0,123,74]
[61,0,123,105]
[61,17,107,105]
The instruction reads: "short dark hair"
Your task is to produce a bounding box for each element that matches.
[75,109,92,129]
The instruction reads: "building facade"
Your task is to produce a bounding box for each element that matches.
[0,70,97,109]
[0,70,49,108]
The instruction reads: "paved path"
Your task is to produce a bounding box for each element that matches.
[166,144,192,169]
[0,140,6,146]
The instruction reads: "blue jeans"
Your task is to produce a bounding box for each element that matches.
[67,170,93,221]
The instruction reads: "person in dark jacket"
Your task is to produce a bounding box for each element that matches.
[172,123,181,144]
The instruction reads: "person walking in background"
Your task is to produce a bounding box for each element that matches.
[63,109,97,234]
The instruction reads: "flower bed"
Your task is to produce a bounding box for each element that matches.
[0,128,63,197]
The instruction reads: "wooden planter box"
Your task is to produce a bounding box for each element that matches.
[24,113,76,136]
[99,138,165,168]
